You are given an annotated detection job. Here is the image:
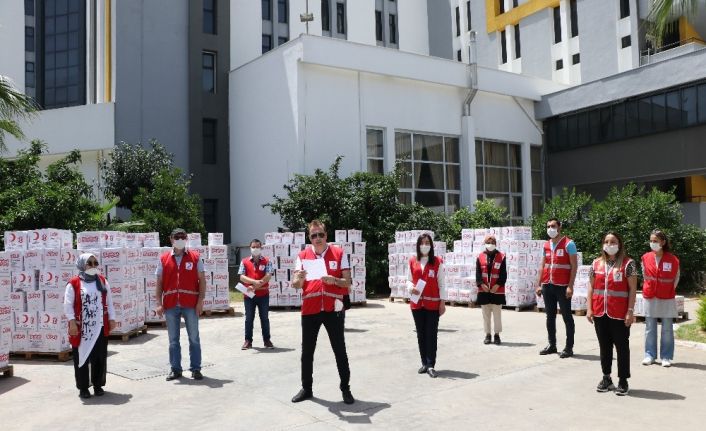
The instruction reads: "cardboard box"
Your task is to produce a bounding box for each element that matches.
[0,324,12,349]
[0,252,11,274]
[294,232,306,245]
[279,256,296,270]
[26,291,44,312]
[335,230,348,243]
[353,266,366,280]
[212,272,229,287]
[42,330,70,352]
[0,302,13,322]
[187,233,202,248]
[23,249,43,270]
[4,231,28,251]
[142,232,160,247]
[60,249,79,267]
[349,254,365,267]
[207,233,224,246]
[15,311,37,331]
[0,276,11,297]
[275,269,289,282]
[9,292,25,312]
[38,312,66,331]
[11,331,28,352]
[77,231,103,250]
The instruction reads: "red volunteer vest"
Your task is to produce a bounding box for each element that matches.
[242,256,270,297]
[299,246,347,316]
[409,256,443,311]
[541,236,572,286]
[479,251,505,295]
[160,249,201,309]
[592,258,632,319]
[641,251,679,299]
[68,276,110,348]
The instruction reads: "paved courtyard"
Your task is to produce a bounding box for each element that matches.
[1,298,705,430]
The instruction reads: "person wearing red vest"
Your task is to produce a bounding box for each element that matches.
[291,220,354,405]
[641,229,680,368]
[476,235,506,345]
[407,233,446,378]
[155,228,207,381]
[536,218,578,358]
[587,232,637,396]
[238,239,274,350]
[63,253,116,399]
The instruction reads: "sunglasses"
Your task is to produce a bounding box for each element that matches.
[86,260,99,267]
[309,232,325,240]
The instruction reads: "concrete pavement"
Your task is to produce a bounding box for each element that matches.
[1,298,705,430]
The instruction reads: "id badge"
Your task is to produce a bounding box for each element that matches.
[329,261,338,270]
[556,249,564,257]
[185,262,194,271]
[613,271,623,282]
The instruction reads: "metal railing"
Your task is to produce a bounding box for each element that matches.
[640,37,706,66]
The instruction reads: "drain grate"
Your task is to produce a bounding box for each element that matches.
[108,360,214,380]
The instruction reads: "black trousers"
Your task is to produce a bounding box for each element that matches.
[594,315,631,380]
[72,331,108,390]
[542,284,575,349]
[301,311,350,392]
[412,309,440,368]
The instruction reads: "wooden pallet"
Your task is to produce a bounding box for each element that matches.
[503,304,536,312]
[535,307,587,316]
[145,320,167,327]
[635,312,689,323]
[350,301,367,307]
[0,365,14,377]
[388,297,409,303]
[11,350,72,362]
[202,307,237,317]
[445,301,477,308]
[269,305,299,310]
[109,325,148,342]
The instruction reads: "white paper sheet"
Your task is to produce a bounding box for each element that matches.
[410,279,426,304]
[235,282,255,299]
[303,259,328,281]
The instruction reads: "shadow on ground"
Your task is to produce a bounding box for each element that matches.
[310,397,391,424]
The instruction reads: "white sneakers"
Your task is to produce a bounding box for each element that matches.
[661,359,672,367]
[641,357,654,366]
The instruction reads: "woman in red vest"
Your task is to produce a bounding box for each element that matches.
[407,233,446,378]
[641,229,680,368]
[586,232,637,396]
[63,253,116,399]
[476,235,506,345]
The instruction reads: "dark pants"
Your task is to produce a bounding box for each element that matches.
[73,331,107,390]
[412,309,440,368]
[301,311,350,392]
[244,295,271,342]
[594,315,631,380]
[542,284,575,350]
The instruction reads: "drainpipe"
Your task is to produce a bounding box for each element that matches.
[463,31,478,116]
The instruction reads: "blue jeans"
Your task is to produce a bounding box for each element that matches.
[165,306,201,372]
[645,317,674,361]
[244,295,271,342]
[541,284,575,350]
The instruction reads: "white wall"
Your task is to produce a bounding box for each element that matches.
[472,91,542,146]
[397,0,430,55]
[346,0,376,46]
[0,0,26,89]
[230,0,261,69]
[289,0,323,39]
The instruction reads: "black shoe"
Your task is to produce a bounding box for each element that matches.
[79,389,91,399]
[427,368,438,378]
[539,345,557,355]
[560,349,574,358]
[615,380,629,396]
[494,334,501,345]
[418,365,428,374]
[596,376,614,393]
[291,388,313,403]
[166,371,182,381]
[483,334,491,345]
[94,387,105,396]
[342,389,355,404]
[192,370,203,380]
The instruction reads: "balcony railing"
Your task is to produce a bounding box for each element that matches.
[640,37,706,66]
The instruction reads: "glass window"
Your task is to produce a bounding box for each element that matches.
[262,0,271,20]
[476,139,525,223]
[25,27,35,52]
[577,112,589,146]
[484,141,507,166]
[467,1,471,31]
[572,53,580,64]
[375,10,383,41]
[613,103,626,140]
[322,0,330,32]
[682,86,697,126]
[697,84,706,124]
[25,0,34,16]
[569,0,578,37]
[556,59,563,70]
[457,50,462,62]
[337,2,345,34]
[278,36,288,45]
[203,0,216,34]
[620,0,630,19]
[638,96,652,134]
[202,52,216,93]
[203,119,217,164]
[262,34,272,53]
[445,138,459,163]
[599,107,612,142]
[621,35,631,48]
[366,128,384,174]
[553,7,561,44]
[652,93,666,132]
[455,7,460,37]
[413,134,443,162]
[514,24,521,59]
[500,30,507,64]
[203,199,218,234]
[278,0,288,23]
[666,90,681,129]
[25,62,35,88]
[389,14,397,44]
[626,100,639,136]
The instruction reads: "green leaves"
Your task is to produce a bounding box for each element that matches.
[0,75,38,153]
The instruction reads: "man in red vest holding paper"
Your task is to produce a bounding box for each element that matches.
[156,228,207,381]
[536,218,578,358]
[291,220,354,405]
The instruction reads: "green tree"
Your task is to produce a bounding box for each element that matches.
[531,187,594,250]
[0,75,37,153]
[647,0,702,45]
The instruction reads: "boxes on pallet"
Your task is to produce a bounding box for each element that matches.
[1,324,11,349]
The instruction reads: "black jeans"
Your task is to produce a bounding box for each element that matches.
[412,309,440,368]
[73,331,107,390]
[301,311,350,392]
[542,284,575,350]
[594,315,631,380]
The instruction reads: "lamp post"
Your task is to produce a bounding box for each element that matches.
[300,0,314,34]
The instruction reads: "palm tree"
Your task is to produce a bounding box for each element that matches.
[647,0,702,45]
[0,75,38,153]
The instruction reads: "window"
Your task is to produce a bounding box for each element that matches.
[25,27,35,52]
[572,53,580,64]
[467,1,472,30]
[25,0,34,16]
[262,0,271,20]
[202,52,215,93]
[457,50,462,62]
[620,0,630,19]
[513,0,519,7]
[555,59,563,70]
[499,0,505,14]
[375,10,383,41]
[456,7,460,36]
[553,7,562,43]
[389,14,397,44]
[337,2,345,34]
[203,0,216,34]
[395,132,461,213]
[203,199,218,234]
[278,36,288,45]
[698,84,706,123]
[621,35,631,48]
[366,129,384,174]
[278,0,288,23]
[476,139,524,224]
[203,119,217,164]
[531,146,544,215]
[500,30,507,64]
[569,0,578,37]
[25,62,35,88]
[262,34,272,53]
[514,24,521,59]
[682,86,697,126]
[322,0,330,32]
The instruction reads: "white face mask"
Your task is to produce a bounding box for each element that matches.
[603,244,619,256]
[173,239,187,250]
[485,244,496,252]
[547,228,559,239]
[649,241,662,252]
[85,267,100,276]
[419,245,431,255]
[251,247,262,257]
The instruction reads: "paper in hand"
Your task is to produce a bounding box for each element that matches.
[410,279,426,304]
[235,282,255,298]
[302,259,328,281]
